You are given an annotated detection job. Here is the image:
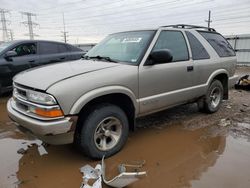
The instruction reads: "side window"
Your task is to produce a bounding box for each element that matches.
[69,45,82,52]
[40,42,59,54]
[185,31,210,60]
[199,31,235,57]
[58,44,69,53]
[12,43,37,56]
[153,31,189,62]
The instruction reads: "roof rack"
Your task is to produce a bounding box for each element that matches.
[161,24,216,32]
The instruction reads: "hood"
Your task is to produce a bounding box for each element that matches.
[14,59,119,91]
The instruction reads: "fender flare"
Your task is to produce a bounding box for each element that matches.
[206,69,229,87]
[69,86,139,115]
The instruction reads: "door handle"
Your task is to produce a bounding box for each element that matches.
[29,60,35,63]
[187,66,194,72]
[60,57,65,60]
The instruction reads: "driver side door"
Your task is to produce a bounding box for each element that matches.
[138,30,195,115]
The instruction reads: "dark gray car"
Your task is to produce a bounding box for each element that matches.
[0,40,84,94]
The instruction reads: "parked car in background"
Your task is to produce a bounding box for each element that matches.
[0,40,84,94]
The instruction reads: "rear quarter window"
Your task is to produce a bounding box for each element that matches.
[185,31,210,60]
[40,42,59,54]
[198,31,235,57]
[69,45,82,52]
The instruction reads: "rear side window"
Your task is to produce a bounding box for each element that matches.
[153,31,189,62]
[185,31,210,60]
[40,42,59,54]
[69,45,82,52]
[199,31,235,57]
[58,44,69,53]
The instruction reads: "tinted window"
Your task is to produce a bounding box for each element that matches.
[12,43,37,56]
[58,44,68,53]
[199,31,235,57]
[185,31,210,60]
[40,42,59,54]
[69,45,82,52]
[153,31,189,62]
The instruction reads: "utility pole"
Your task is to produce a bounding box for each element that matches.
[0,9,10,42]
[61,13,68,43]
[21,12,38,40]
[205,10,212,28]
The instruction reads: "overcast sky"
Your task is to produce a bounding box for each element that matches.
[0,0,250,44]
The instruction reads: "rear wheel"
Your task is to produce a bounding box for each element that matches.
[198,80,224,113]
[76,104,129,159]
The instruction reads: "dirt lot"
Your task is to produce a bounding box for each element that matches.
[0,67,249,188]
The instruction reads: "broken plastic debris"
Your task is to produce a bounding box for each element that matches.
[17,148,27,155]
[219,118,231,127]
[102,157,146,188]
[80,158,146,188]
[80,164,102,188]
[235,75,250,90]
[37,145,48,156]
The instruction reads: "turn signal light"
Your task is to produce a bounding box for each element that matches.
[35,108,64,118]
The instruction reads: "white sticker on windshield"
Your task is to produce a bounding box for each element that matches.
[122,37,142,43]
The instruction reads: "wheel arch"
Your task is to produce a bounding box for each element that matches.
[206,69,229,99]
[70,86,138,131]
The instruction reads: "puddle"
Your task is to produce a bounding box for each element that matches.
[191,136,250,188]
[0,87,250,188]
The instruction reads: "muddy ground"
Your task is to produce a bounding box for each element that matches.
[0,67,249,188]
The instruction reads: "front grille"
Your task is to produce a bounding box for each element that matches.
[17,88,27,98]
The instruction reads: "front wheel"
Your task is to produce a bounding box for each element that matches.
[198,80,224,113]
[76,104,129,159]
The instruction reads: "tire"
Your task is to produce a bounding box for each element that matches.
[76,103,129,159]
[198,80,224,113]
[0,83,2,96]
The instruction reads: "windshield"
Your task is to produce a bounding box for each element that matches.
[0,41,15,54]
[86,30,155,65]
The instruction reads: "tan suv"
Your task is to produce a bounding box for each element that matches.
[7,25,238,159]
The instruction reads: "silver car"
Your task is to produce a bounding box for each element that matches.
[7,24,238,159]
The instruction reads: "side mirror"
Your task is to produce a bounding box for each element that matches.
[145,49,173,65]
[5,50,17,60]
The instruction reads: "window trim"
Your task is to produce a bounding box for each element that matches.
[185,31,210,60]
[198,30,236,58]
[150,30,190,63]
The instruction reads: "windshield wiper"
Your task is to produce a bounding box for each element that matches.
[88,55,118,63]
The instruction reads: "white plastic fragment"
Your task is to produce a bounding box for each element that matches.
[101,157,146,188]
[80,164,102,188]
[37,145,48,156]
[219,118,231,127]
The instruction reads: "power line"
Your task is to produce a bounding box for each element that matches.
[0,8,10,42]
[21,12,39,40]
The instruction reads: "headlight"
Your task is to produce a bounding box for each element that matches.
[26,90,57,105]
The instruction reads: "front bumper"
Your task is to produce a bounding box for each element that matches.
[7,98,77,145]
